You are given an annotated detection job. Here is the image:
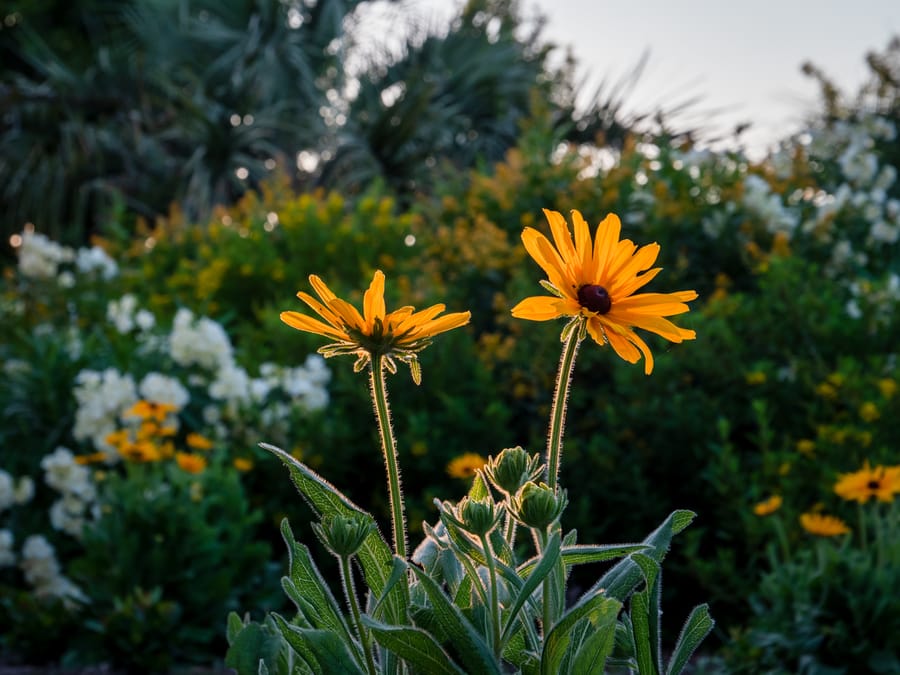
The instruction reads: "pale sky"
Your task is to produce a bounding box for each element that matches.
[382,0,900,156]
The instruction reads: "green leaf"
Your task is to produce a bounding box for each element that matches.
[501,532,561,645]
[263,443,408,624]
[631,590,656,675]
[518,543,649,576]
[279,519,360,659]
[224,619,286,675]
[665,604,714,675]
[362,616,467,674]
[541,593,622,675]
[591,511,694,602]
[226,611,245,645]
[571,610,618,674]
[409,565,502,675]
[271,613,365,675]
[468,472,490,500]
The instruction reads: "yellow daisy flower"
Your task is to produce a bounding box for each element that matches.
[800,512,851,537]
[834,461,900,503]
[511,209,697,374]
[753,494,782,516]
[281,270,470,384]
[125,400,177,423]
[446,452,488,479]
[233,457,254,472]
[175,452,207,474]
[186,432,215,451]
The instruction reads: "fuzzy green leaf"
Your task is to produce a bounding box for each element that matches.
[591,511,694,602]
[666,604,714,675]
[263,443,408,624]
[571,609,618,674]
[501,531,561,645]
[272,613,365,674]
[541,592,622,675]
[363,616,467,674]
[409,565,502,675]
[518,543,649,577]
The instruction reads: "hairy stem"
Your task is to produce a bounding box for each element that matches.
[340,555,377,675]
[546,320,583,492]
[370,355,407,559]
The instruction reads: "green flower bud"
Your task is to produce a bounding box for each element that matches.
[450,496,501,537]
[312,513,374,558]
[483,446,543,497]
[510,482,567,530]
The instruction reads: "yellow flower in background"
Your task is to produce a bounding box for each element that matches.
[511,209,697,375]
[446,452,488,479]
[176,452,207,474]
[186,432,215,451]
[834,461,900,503]
[753,495,782,516]
[745,371,767,385]
[795,439,816,457]
[125,400,177,422]
[877,378,897,399]
[858,401,880,423]
[800,512,851,537]
[281,270,471,383]
[815,382,838,399]
[233,457,254,472]
[119,440,162,463]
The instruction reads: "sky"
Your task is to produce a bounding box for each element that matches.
[388,0,900,157]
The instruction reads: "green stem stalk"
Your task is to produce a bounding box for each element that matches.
[369,356,407,560]
[340,555,377,675]
[479,533,502,657]
[546,320,583,492]
[537,528,553,637]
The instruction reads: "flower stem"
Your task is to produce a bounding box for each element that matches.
[546,320,583,492]
[479,533,502,658]
[369,355,407,560]
[340,555,377,675]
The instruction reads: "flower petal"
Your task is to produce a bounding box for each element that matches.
[364,270,386,331]
[328,298,366,332]
[543,209,577,272]
[606,243,660,295]
[570,209,592,278]
[280,311,349,341]
[296,291,343,326]
[309,274,338,304]
[522,227,573,296]
[511,295,571,321]
[592,213,622,281]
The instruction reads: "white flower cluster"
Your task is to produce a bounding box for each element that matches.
[0,469,35,512]
[260,355,331,412]
[107,294,156,334]
[17,231,74,279]
[72,368,138,454]
[170,308,234,371]
[75,245,118,280]
[16,230,119,284]
[845,274,900,328]
[139,372,190,411]
[742,174,799,237]
[20,534,87,607]
[41,447,97,539]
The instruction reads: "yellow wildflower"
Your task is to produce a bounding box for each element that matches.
[125,400,177,423]
[511,209,697,374]
[233,457,254,472]
[745,371,767,385]
[74,452,107,465]
[858,402,880,423]
[281,270,470,384]
[175,452,207,474]
[753,495,782,516]
[800,512,851,537]
[877,378,896,399]
[446,453,488,479]
[186,433,215,451]
[795,439,816,457]
[834,461,900,503]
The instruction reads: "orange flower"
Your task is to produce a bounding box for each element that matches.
[800,512,851,537]
[446,452,488,479]
[511,209,697,374]
[74,452,108,465]
[186,433,215,451]
[281,270,470,383]
[125,400,177,423]
[175,452,207,474]
[753,495,782,516]
[834,461,900,503]
[119,440,162,463]
[233,457,254,472]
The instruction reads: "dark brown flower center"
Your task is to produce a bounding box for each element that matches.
[867,480,880,490]
[577,284,612,314]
